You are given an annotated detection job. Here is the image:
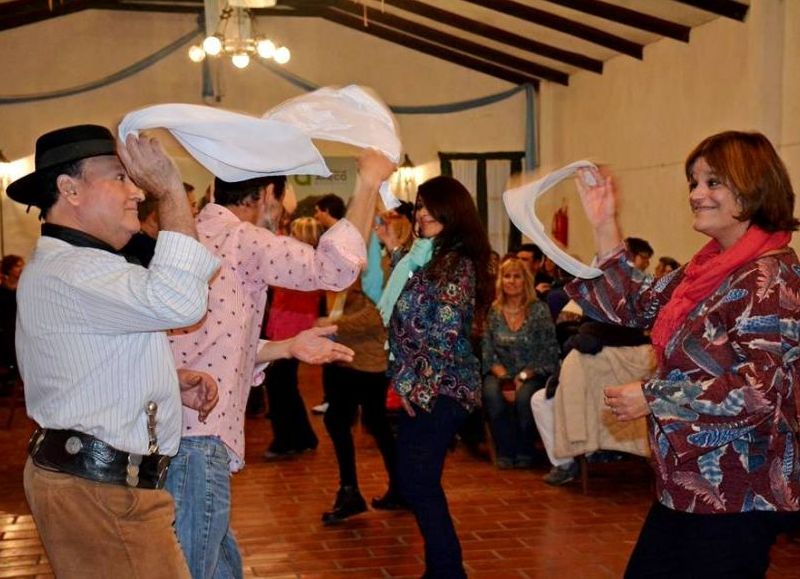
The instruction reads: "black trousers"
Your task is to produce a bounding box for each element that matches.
[396,396,469,579]
[625,501,800,579]
[322,365,396,490]
[265,358,318,453]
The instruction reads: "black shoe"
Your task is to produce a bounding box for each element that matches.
[322,486,367,525]
[371,490,409,511]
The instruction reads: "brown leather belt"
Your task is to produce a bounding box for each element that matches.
[28,427,170,490]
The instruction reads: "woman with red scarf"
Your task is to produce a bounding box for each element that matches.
[568,131,800,578]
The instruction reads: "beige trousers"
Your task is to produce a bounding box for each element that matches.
[24,458,190,579]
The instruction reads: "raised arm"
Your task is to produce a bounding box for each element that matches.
[346,149,396,243]
[575,167,623,257]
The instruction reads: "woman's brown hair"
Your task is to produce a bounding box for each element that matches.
[685,131,799,232]
[414,176,494,317]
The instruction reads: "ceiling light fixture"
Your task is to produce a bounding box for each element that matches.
[188,2,290,69]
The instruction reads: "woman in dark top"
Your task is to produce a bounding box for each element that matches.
[386,176,493,579]
[482,256,559,469]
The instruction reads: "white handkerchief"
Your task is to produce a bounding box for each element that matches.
[503,160,603,279]
[263,85,402,209]
[118,103,331,181]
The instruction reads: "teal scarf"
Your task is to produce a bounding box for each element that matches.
[377,237,434,326]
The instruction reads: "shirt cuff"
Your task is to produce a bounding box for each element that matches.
[320,219,367,266]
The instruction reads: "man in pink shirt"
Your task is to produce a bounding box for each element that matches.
[166,149,394,579]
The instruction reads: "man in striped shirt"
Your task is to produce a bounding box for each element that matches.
[8,124,220,578]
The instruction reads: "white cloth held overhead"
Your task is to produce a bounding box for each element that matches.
[119,104,330,181]
[503,160,603,279]
[118,86,404,210]
[263,85,402,209]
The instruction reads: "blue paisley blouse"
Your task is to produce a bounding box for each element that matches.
[388,253,481,412]
[568,247,800,514]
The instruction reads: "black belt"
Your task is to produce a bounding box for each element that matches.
[28,428,170,490]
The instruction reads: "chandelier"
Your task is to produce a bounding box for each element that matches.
[188,3,291,69]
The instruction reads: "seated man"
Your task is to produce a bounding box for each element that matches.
[532,317,654,485]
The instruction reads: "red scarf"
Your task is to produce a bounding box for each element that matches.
[650,226,791,361]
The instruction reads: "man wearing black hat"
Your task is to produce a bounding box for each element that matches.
[8,124,220,578]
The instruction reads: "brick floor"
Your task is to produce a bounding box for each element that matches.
[0,364,798,577]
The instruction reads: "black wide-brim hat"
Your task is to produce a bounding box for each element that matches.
[6,124,117,208]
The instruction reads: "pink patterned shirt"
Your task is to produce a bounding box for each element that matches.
[170,203,364,471]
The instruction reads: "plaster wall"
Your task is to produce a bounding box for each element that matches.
[537,0,800,265]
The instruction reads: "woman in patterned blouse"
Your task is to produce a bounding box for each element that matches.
[482,256,559,469]
[389,176,493,579]
[569,131,800,577]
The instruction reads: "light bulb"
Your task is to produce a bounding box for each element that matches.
[274,46,290,64]
[188,45,206,62]
[202,35,223,56]
[256,39,276,59]
[231,52,250,69]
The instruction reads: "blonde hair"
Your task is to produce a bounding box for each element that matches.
[291,217,323,247]
[379,209,413,251]
[492,257,536,310]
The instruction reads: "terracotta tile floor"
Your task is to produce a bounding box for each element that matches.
[1,365,799,578]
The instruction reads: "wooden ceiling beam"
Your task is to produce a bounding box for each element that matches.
[0,0,94,32]
[461,0,644,59]
[543,0,690,42]
[92,0,317,16]
[672,0,748,21]
[375,0,602,73]
[331,1,568,84]
[319,8,541,88]
[92,0,202,14]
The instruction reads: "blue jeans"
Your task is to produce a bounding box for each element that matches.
[165,436,243,579]
[482,374,543,461]
[396,396,469,579]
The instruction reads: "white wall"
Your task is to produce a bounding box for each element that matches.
[536,0,800,266]
[0,9,528,257]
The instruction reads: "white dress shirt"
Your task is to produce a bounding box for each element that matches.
[17,231,219,456]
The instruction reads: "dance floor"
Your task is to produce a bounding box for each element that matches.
[0,365,798,578]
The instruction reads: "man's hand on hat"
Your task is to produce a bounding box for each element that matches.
[177,369,219,423]
[118,134,183,200]
[357,149,396,188]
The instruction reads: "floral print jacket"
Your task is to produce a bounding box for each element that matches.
[568,247,800,514]
[389,253,481,413]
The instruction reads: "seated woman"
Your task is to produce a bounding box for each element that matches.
[482,256,560,468]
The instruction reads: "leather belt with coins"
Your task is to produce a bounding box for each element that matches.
[28,406,170,490]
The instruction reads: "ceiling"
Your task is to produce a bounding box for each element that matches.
[0,0,751,88]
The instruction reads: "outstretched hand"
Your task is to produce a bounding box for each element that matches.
[289,326,355,365]
[177,369,219,423]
